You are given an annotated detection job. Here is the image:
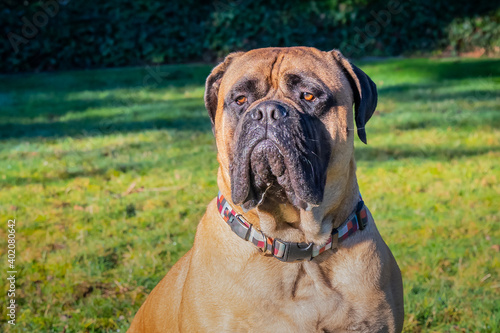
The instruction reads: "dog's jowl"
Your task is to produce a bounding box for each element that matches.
[129,47,404,333]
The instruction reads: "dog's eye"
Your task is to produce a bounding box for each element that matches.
[301,92,315,102]
[235,96,247,105]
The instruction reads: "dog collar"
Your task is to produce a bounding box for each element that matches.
[216,191,368,262]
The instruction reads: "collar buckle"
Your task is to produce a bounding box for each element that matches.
[227,214,251,240]
[273,239,314,262]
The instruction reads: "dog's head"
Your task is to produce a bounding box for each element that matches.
[205,47,376,230]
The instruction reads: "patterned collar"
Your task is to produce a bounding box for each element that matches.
[216,191,368,262]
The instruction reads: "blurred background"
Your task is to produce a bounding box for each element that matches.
[0,0,499,332]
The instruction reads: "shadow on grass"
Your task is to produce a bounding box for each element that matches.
[0,97,211,140]
[0,65,211,95]
[372,58,500,82]
[2,162,148,187]
[0,65,212,123]
[1,147,216,187]
[374,75,500,131]
[3,84,211,125]
[379,84,500,102]
[355,144,499,162]
[370,109,500,132]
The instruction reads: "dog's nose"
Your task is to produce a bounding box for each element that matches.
[250,101,288,124]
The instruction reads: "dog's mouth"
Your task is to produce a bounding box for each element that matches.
[247,139,290,208]
[229,109,331,211]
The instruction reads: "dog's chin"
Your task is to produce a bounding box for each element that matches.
[234,140,319,212]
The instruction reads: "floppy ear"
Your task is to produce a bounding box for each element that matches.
[204,52,244,130]
[330,49,377,144]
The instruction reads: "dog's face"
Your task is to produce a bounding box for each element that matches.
[205,47,377,220]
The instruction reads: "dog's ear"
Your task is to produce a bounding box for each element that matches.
[204,52,244,130]
[330,49,377,144]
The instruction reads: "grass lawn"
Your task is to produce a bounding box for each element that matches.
[0,57,499,332]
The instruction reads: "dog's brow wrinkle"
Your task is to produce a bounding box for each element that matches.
[270,52,286,89]
[269,55,279,87]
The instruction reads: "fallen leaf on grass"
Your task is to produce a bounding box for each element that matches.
[123,181,137,196]
[480,274,491,283]
[144,186,183,192]
[122,182,182,196]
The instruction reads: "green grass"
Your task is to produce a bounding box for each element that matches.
[0,57,499,332]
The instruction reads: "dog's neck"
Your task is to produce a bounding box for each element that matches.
[217,156,360,245]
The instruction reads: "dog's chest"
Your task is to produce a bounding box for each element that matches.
[217,262,378,332]
[213,284,369,333]
[182,267,386,333]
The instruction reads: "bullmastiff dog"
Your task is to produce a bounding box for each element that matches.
[129,47,404,332]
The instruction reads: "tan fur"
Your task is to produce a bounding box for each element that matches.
[128,47,404,333]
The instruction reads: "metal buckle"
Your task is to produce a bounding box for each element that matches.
[227,214,251,240]
[273,239,314,262]
[252,228,267,252]
[263,237,274,255]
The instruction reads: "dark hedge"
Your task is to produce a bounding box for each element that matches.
[1,0,499,73]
